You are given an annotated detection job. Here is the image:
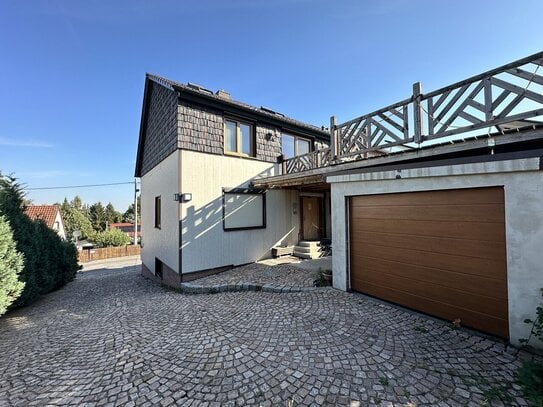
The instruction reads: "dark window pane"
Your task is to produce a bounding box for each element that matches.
[240,123,251,155]
[281,134,295,159]
[225,121,237,152]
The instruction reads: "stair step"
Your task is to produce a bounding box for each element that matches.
[294,246,323,254]
[298,240,322,248]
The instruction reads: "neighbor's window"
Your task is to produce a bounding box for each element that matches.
[225,119,254,156]
[281,133,311,159]
[154,196,161,229]
[223,188,266,231]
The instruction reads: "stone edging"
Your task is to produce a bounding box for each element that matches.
[179,282,320,294]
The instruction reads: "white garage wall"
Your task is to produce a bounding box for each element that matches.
[328,158,543,346]
[140,150,180,274]
[180,150,300,274]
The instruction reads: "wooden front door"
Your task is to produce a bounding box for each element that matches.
[301,196,322,240]
[349,187,508,338]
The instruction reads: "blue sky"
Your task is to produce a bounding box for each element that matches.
[0,0,541,211]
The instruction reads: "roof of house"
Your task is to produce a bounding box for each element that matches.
[24,205,61,228]
[146,73,330,138]
[109,222,140,228]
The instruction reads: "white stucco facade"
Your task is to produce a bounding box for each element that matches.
[140,150,180,274]
[180,150,299,274]
[328,158,543,345]
[53,210,66,240]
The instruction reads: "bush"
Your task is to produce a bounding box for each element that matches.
[0,174,79,309]
[0,215,25,315]
[92,228,131,248]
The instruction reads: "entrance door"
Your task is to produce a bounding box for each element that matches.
[301,196,322,240]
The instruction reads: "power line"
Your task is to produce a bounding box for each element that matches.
[26,181,135,191]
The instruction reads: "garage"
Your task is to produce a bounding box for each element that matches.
[349,187,509,338]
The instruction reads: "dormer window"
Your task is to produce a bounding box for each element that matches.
[281,133,311,159]
[225,119,254,156]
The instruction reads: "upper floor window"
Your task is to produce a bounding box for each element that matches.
[225,119,254,156]
[281,134,311,159]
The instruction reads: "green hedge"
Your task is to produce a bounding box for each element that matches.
[0,175,79,309]
[0,215,25,315]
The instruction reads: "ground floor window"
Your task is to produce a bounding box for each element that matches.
[222,188,266,231]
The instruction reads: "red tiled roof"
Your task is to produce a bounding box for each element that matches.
[24,205,61,228]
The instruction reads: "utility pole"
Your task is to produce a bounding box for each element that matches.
[134,178,139,246]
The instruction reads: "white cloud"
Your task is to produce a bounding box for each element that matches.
[0,137,53,148]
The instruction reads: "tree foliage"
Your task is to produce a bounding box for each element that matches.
[0,174,79,309]
[0,215,25,315]
[122,196,140,223]
[88,202,107,232]
[93,228,131,248]
[105,202,122,225]
[60,198,94,240]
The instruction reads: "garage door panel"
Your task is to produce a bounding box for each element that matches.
[352,218,506,242]
[352,256,507,299]
[349,187,508,338]
[350,188,504,207]
[351,203,504,223]
[351,230,506,261]
[351,243,506,280]
[351,267,507,316]
[357,282,508,338]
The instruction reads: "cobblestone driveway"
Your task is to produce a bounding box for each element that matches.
[0,262,532,406]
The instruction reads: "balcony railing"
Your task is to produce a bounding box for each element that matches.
[283,51,543,175]
[282,148,332,174]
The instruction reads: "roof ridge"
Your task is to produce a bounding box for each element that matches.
[145,73,328,135]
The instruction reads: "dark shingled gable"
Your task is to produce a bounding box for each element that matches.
[135,74,329,177]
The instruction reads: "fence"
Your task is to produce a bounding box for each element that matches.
[283,51,543,174]
[78,245,141,263]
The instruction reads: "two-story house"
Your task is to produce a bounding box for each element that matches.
[135,74,330,286]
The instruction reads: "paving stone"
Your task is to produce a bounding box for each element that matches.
[0,259,537,406]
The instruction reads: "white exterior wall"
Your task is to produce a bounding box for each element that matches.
[328,158,543,345]
[180,150,299,273]
[54,211,66,240]
[140,150,180,274]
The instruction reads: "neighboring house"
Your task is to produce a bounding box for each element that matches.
[24,205,67,240]
[135,74,330,286]
[136,51,543,347]
[109,222,141,243]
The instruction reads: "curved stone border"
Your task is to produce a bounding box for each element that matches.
[179,282,322,294]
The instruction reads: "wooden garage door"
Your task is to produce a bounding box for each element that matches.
[349,187,508,338]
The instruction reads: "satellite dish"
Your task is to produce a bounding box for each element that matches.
[73,230,81,238]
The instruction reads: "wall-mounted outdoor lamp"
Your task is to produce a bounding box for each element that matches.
[174,193,192,202]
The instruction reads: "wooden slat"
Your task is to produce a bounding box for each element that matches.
[437,81,485,134]
[351,203,504,223]
[352,267,507,315]
[352,218,506,242]
[351,243,505,280]
[491,77,543,105]
[350,187,504,206]
[506,67,543,86]
[352,229,506,261]
[353,256,507,299]
[349,187,508,338]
